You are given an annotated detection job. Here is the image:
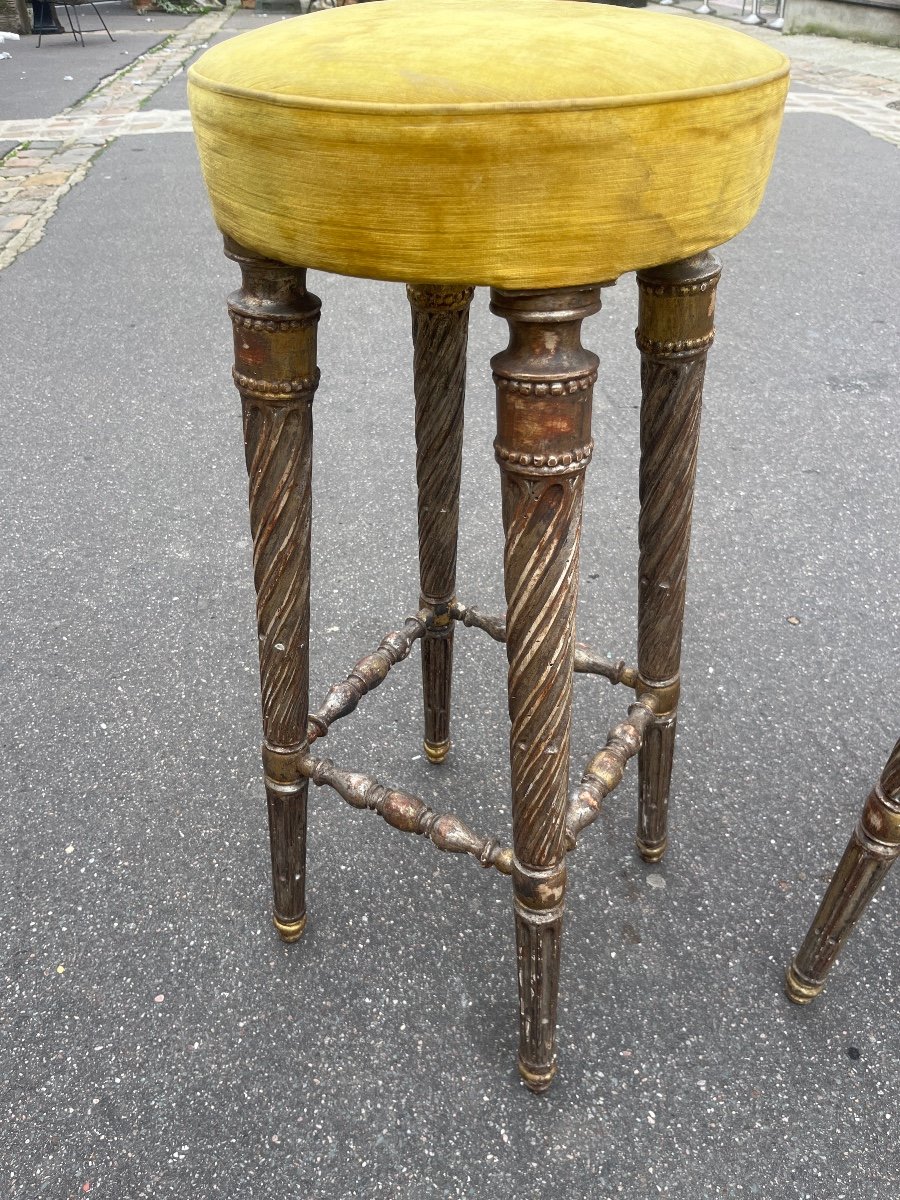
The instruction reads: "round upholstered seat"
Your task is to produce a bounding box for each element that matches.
[188,0,788,288]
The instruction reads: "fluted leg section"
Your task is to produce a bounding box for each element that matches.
[786,736,900,1003]
[408,285,474,764]
[226,237,321,943]
[634,254,721,863]
[491,285,601,1092]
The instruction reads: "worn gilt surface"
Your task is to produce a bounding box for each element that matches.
[635,253,721,863]
[408,284,474,763]
[566,698,659,849]
[308,612,429,743]
[226,237,321,944]
[787,736,900,1003]
[220,250,729,1092]
[491,284,601,1092]
[301,752,513,875]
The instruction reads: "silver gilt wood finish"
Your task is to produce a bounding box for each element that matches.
[491,284,601,1092]
[408,285,474,764]
[227,237,321,944]
[634,253,721,863]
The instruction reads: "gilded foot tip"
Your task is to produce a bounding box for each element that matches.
[424,738,450,765]
[274,913,307,944]
[518,1057,557,1094]
[784,961,823,1005]
[637,835,667,864]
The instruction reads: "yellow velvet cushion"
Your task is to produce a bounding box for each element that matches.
[188,0,788,288]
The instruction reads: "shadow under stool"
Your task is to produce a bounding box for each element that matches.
[187,0,789,1091]
[786,736,900,1005]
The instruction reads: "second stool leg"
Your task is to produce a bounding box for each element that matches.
[407,285,474,764]
[491,284,602,1092]
[634,253,721,863]
[786,736,900,1003]
[226,238,321,943]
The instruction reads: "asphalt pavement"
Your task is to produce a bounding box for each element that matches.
[1,6,899,1198]
[2,5,196,120]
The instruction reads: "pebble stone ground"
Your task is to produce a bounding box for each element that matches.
[1,4,899,1199]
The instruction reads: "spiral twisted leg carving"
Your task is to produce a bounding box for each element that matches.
[634,253,721,863]
[226,236,321,943]
[408,285,474,764]
[491,284,601,1092]
[787,736,900,1004]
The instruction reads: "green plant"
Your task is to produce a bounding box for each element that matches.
[787,22,900,48]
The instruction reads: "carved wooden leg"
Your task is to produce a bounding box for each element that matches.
[634,253,721,863]
[407,285,474,764]
[786,736,900,1003]
[491,285,601,1092]
[226,237,321,943]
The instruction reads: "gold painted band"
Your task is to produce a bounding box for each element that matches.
[423,738,450,764]
[784,962,823,1005]
[274,914,307,943]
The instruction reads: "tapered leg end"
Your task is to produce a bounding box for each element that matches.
[518,1056,557,1094]
[784,961,823,1005]
[636,834,668,864]
[423,738,451,765]
[274,913,307,944]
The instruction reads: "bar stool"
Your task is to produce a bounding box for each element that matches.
[786,736,900,1005]
[188,0,788,1091]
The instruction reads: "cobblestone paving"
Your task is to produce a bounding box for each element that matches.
[0,11,898,272]
[785,87,900,145]
[0,4,230,271]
